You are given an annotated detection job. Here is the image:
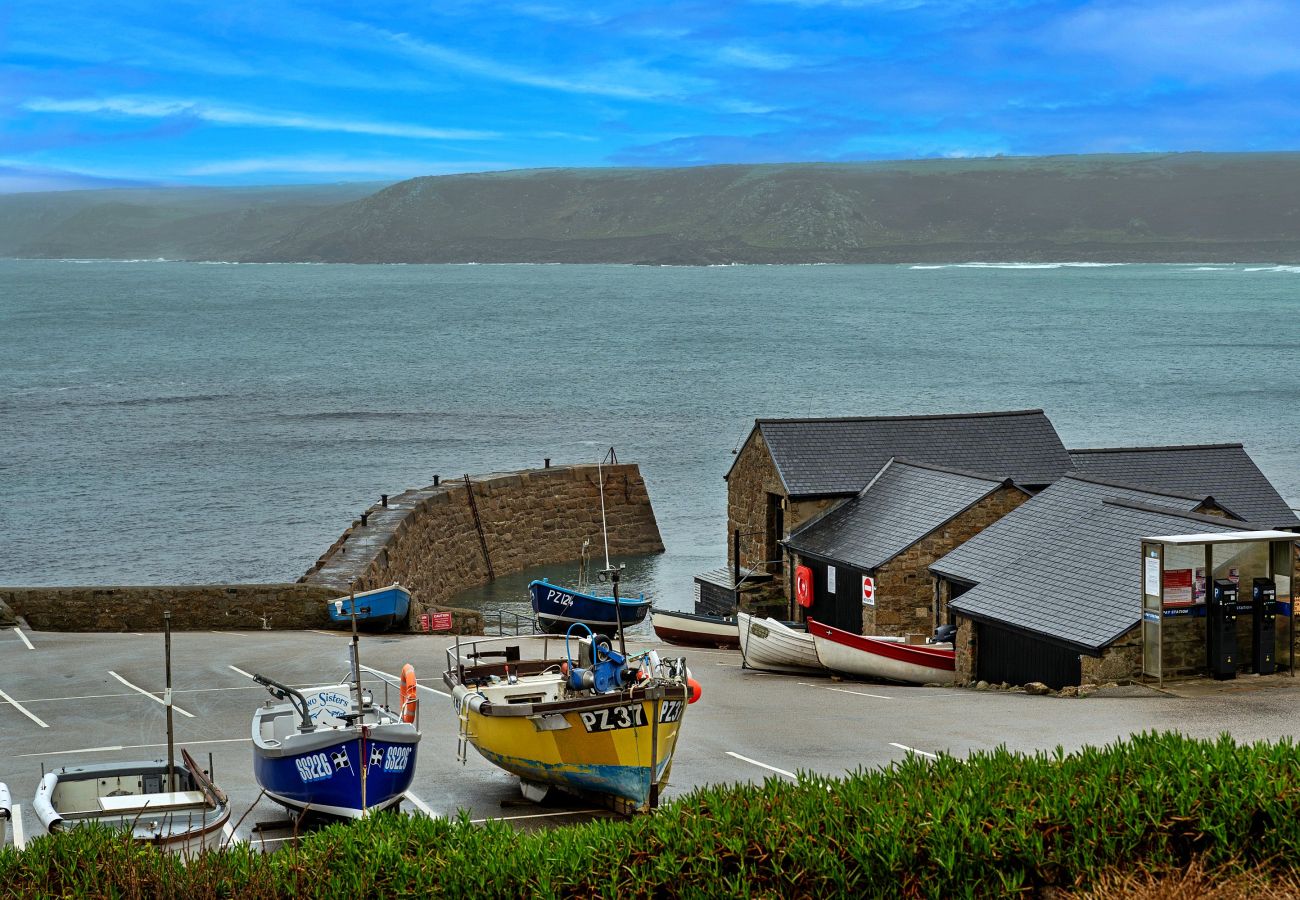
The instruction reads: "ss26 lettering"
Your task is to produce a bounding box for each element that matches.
[295,752,333,783]
[383,745,412,773]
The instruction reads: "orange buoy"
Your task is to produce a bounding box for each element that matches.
[687,676,702,704]
[399,663,419,724]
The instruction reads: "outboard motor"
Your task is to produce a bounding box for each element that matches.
[932,623,957,645]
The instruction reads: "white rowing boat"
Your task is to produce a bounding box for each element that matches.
[737,612,824,674]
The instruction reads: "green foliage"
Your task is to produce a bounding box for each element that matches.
[4,732,1300,899]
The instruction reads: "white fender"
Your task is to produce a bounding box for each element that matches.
[34,773,64,833]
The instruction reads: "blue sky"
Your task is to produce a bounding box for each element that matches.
[4,0,1300,191]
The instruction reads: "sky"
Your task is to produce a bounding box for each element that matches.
[3,0,1300,191]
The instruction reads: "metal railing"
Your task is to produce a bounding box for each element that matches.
[480,609,540,637]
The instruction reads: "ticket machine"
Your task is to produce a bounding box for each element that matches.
[1207,579,1238,680]
[1252,576,1277,675]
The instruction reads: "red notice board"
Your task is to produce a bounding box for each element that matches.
[429,612,454,632]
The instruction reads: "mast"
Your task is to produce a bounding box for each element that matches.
[597,459,611,570]
[348,581,368,814]
[164,611,175,790]
[597,457,626,656]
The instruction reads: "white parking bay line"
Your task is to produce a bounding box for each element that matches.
[469,808,601,824]
[404,792,436,817]
[11,804,25,850]
[228,665,255,679]
[108,672,196,718]
[827,687,893,701]
[889,742,939,759]
[18,737,250,758]
[13,627,34,650]
[362,666,451,699]
[726,750,796,780]
[0,687,48,728]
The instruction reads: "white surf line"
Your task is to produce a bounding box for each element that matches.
[361,665,451,698]
[826,687,894,701]
[403,792,436,817]
[13,627,34,650]
[18,736,251,758]
[889,742,938,759]
[109,671,196,718]
[726,750,797,780]
[11,804,25,850]
[468,808,601,824]
[0,687,49,729]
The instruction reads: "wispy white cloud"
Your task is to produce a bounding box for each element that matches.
[23,96,498,141]
[717,44,802,71]
[374,28,705,101]
[184,156,513,176]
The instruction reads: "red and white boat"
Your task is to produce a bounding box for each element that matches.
[807,618,954,685]
[651,608,740,649]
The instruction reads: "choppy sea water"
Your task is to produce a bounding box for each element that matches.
[1,260,1297,616]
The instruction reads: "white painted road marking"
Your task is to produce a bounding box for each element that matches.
[404,792,435,817]
[889,742,938,759]
[13,628,34,650]
[109,671,196,718]
[362,666,451,698]
[18,736,251,758]
[726,750,797,780]
[468,808,601,824]
[827,687,893,700]
[0,687,48,729]
[222,821,238,844]
[228,665,255,679]
[11,804,25,849]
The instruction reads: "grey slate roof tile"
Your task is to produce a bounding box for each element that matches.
[785,459,1010,571]
[754,409,1070,496]
[930,474,1213,586]
[949,500,1247,651]
[1068,444,1299,527]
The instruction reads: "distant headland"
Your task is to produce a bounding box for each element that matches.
[4,152,1300,265]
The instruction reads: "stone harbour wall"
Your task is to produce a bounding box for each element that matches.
[302,462,664,625]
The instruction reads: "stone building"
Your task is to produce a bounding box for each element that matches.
[783,459,1030,637]
[721,409,1073,606]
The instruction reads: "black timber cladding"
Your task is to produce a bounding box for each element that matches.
[785,459,1011,571]
[1069,444,1300,528]
[949,500,1248,652]
[976,621,1081,690]
[930,474,1215,587]
[751,409,1071,497]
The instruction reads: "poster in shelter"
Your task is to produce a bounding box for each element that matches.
[1163,569,1193,605]
[1193,567,1207,602]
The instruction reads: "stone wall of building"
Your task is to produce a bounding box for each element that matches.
[303,462,664,624]
[1081,625,1142,684]
[871,484,1030,638]
[726,429,787,575]
[954,616,976,685]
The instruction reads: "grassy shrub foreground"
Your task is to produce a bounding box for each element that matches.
[4,731,1300,899]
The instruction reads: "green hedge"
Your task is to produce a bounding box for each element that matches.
[4,731,1300,899]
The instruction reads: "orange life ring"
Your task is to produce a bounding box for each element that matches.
[400,663,419,724]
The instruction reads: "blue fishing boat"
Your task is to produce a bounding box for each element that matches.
[327,584,411,632]
[529,579,650,635]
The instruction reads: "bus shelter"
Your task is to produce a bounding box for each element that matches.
[1141,530,1297,684]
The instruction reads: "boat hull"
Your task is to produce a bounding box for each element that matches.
[530,580,649,635]
[253,733,418,819]
[651,609,739,648]
[808,618,955,685]
[327,584,411,633]
[461,692,686,809]
[737,612,824,673]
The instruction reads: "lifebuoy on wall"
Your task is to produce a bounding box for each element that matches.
[795,565,814,608]
[400,663,419,724]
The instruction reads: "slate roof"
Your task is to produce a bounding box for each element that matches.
[784,459,1016,571]
[1068,444,1299,528]
[741,409,1070,497]
[930,474,1217,587]
[949,500,1247,652]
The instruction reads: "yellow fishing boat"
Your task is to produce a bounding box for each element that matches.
[444,630,697,811]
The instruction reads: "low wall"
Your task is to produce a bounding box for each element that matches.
[301,462,664,623]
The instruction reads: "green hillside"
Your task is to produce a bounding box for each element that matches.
[7,154,1300,263]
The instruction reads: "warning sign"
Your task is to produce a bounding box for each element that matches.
[429,612,454,632]
[862,575,876,607]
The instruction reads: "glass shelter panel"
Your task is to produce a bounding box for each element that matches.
[1142,542,1162,680]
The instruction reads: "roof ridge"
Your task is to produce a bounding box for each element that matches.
[888,456,1010,484]
[756,408,1046,426]
[1058,472,1210,502]
[1100,498,1264,529]
[1070,442,1245,454]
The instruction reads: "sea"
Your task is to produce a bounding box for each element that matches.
[2,259,1297,619]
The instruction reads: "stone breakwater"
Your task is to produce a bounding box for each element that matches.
[2,461,662,633]
[302,462,664,625]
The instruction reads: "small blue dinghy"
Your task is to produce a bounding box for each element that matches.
[328,584,411,633]
[529,579,650,635]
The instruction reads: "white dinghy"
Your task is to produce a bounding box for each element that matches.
[737,612,825,674]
